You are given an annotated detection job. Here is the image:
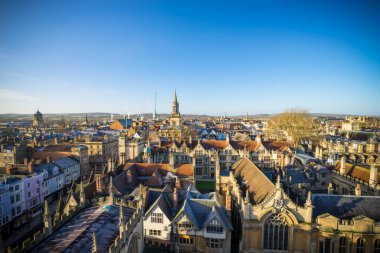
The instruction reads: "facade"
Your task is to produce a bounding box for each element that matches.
[53,156,81,187]
[0,142,28,168]
[223,157,380,253]
[23,171,44,217]
[119,135,145,164]
[34,163,64,200]
[142,184,232,253]
[0,181,11,228]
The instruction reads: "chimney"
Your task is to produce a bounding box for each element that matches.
[340,156,346,174]
[173,188,178,210]
[355,184,361,196]
[169,152,174,168]
[226,133,230,143]
[46,156,50,164]
[370,164,378,187]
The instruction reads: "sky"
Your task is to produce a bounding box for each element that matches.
[0,0,379,116]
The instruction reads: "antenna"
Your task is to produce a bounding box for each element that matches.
[154,91,157,120]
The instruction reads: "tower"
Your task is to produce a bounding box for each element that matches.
[370,164,378,187]
[153,91,157,121]
[169,90,181,126]
[79,180,86,207]
[33,109,44,129]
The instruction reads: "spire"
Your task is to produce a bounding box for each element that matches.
[109,176,114,204]
[276,175,281,189]
[54,196,63,223]
[305,191,312,206]
[119,203,124,226]
[119,203,126,242]
[244,189,250,204]
[91,232,97,253]
[44,200,52,235]
[173,89,177,104]
[80,180,86,207]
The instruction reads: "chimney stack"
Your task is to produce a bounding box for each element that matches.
[370,164,378,187]
[173,187,178,210]
[340,156,346,174]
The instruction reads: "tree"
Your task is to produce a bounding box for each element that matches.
[182,125,198,140]
[266,110,317,148]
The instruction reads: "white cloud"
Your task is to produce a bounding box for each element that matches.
[0,89,40,102]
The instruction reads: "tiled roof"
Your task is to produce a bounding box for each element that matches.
[201,140,228,150]
[262,141,292,152]
[53,156,79,169]
[334,161,380,183]
[312,194,380,221]
[232,157,276,205]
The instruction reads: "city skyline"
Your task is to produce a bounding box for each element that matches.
[1,0,380,115]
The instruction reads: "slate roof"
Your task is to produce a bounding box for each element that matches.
[53,156,79,169]
[232,157,275,205]
[172,185,232,231]
[312,194,380,221]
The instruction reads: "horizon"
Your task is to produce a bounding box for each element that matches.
[1,1,380,115]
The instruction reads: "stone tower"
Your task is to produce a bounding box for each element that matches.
[33,110,44,129]
[169,90,181,126]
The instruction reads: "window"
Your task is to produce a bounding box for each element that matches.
[27,182,30,188]
[263,213,289,251]
[321,173,326,178]
[206,219,223,234]
[148,229,161,236]
[206,226,223,233]
[195,167,203,176]
[208,238,223,249]
[16,194,20,202]
[0,206,2,216]
[375,239,380,253]
[319,238,331,253]
[356,238,364,253]
[178,223,192,230]
[339,237,347,253]
[27,191,31,198]
[11,196,14,204]
[15,185,19,191]
[151,213,163,223]
[16,206,21,214]
[179,237,193,244]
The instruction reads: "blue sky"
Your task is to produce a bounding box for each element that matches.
[0,0,379,115]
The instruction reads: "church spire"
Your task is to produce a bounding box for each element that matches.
[174,89,177,104]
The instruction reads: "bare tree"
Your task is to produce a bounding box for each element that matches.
[266,110,317,148]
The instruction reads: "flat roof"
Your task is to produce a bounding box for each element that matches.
[32,204,136,253]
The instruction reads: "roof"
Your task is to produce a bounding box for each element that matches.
[334,161,380,183]
[53,156,79,169]
[312,194,380,221]
[231,157,276,205]
[172,185,232,230]
[31,204,136,253]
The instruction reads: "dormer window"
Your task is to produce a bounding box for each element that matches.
[206,218,223,234]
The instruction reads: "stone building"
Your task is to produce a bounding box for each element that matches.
[33,110,44,129]
[159,91,183,142]
[223,157,380,253]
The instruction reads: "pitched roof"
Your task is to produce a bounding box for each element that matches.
[232,157,276,205]
[312,194,380,221]
[262,141,292,152]
[334,161,380,183]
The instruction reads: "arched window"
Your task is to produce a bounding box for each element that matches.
[339,237,347,253]
[375,239,380,253]
[356,238,365,253]
[263,213,289,251]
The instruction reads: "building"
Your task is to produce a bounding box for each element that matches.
[223,157,380,253]
[110,118,133,130]
[159,91,183,142]
[53,156,81,187]
[33,110,44,129]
